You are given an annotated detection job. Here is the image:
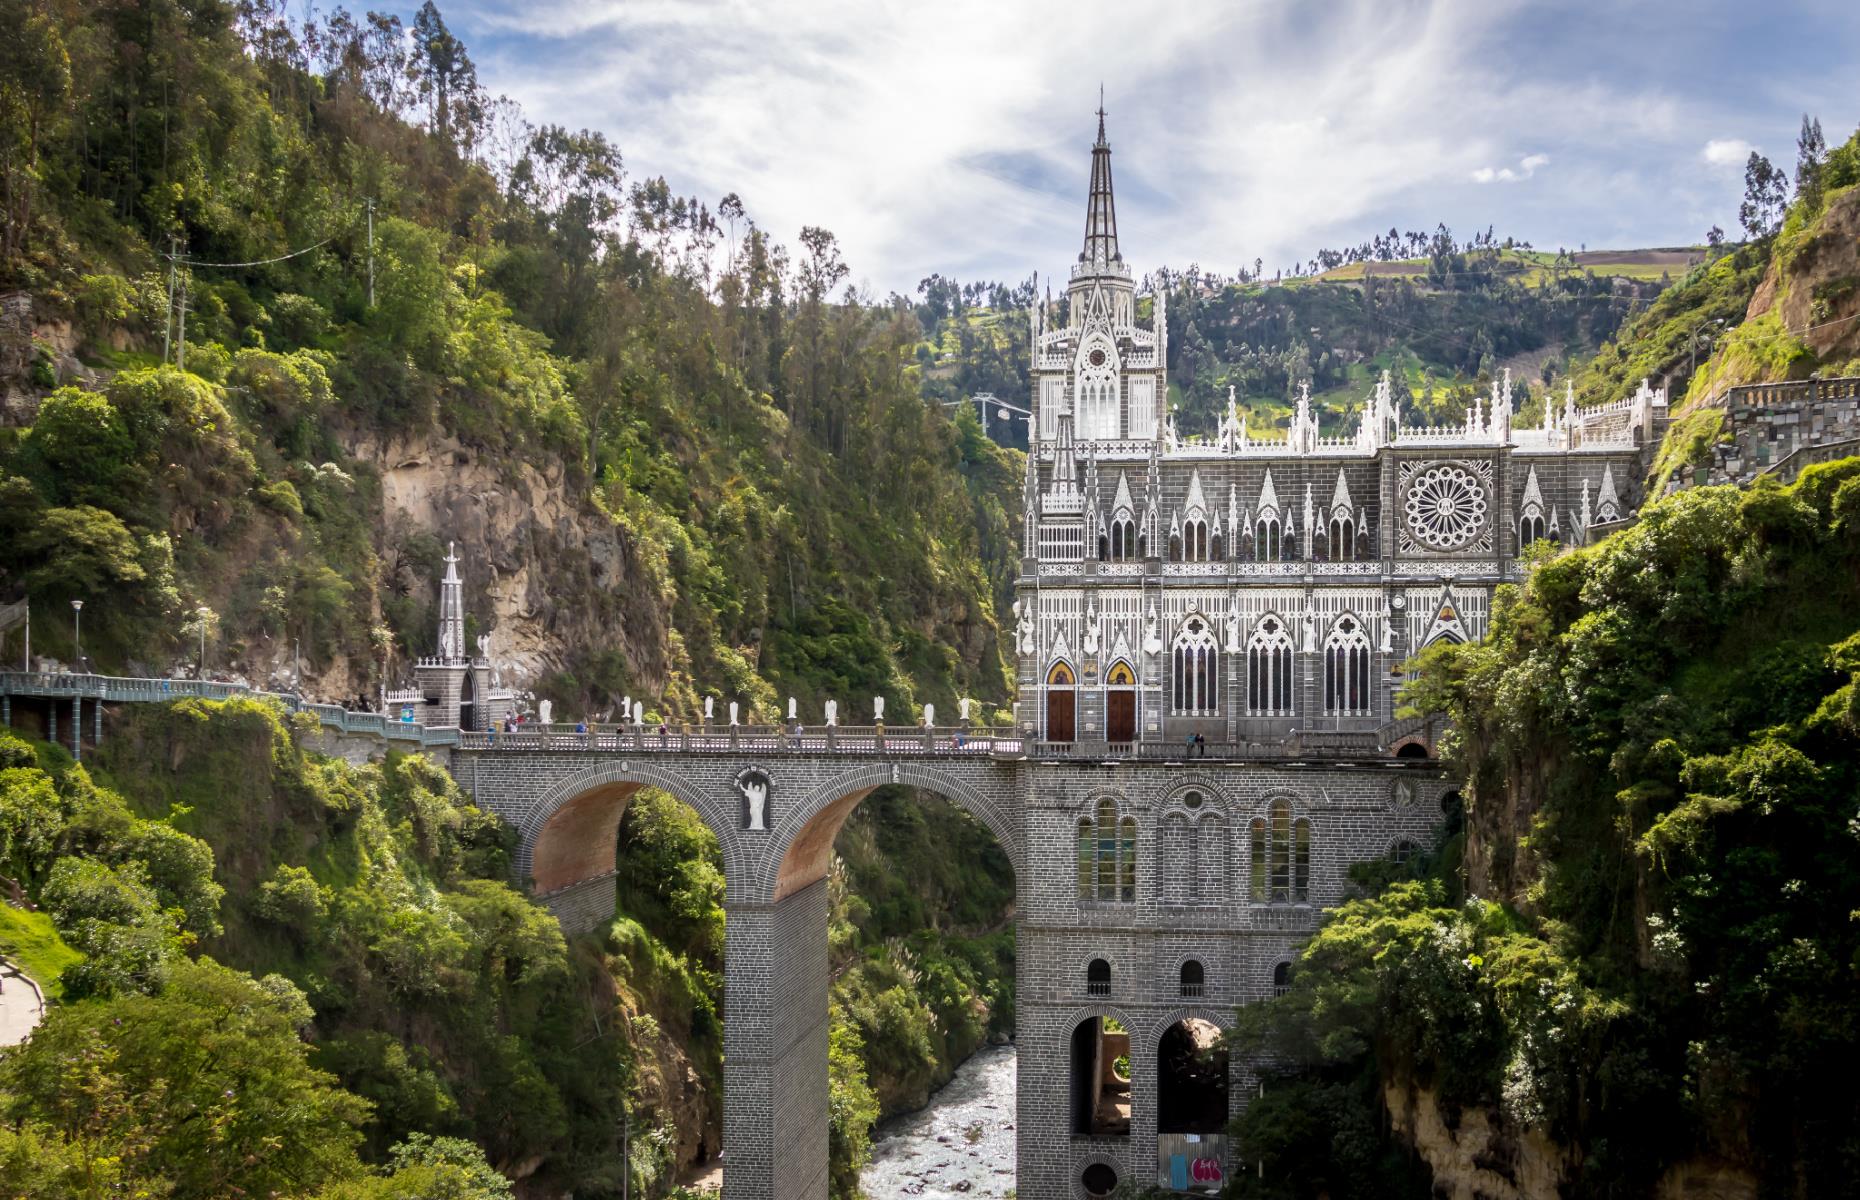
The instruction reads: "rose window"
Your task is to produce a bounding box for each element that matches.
[1403,465,1488,550]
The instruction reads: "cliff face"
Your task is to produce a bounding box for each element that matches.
[355,427,671,695]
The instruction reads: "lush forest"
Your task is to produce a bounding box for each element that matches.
[1225,123,1860,1199]
[0,1,1022,1195]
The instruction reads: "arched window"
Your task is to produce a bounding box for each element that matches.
[1393,839,1418,867]
[1329,515,1356,561]
[1087,958,1111,996]
[1171,617,1219,716]
[1077,798,1137,902]
[1183,518,1208,562]
[1255,515,1281,562]
[1249,798,1311,903]
[1179,959,1205,998]
[1246,616,1295,716]
[1272,961,1292,996]
[1520,512,1546,547]
[1323,615,1373,716]
[1107,518,1138,561]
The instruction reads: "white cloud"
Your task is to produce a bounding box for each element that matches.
[452,0,1844,289]
[1702,137,1754,166]
[1471,153,1550,184]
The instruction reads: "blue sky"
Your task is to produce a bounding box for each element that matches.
[440,0,1860,296]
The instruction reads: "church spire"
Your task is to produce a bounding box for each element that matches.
[1081,96,1120,268]
[437,542,465,663]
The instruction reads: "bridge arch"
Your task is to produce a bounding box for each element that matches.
[763,761,1023,903]
[517,759,761,902]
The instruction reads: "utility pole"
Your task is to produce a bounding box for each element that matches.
[164,237,179,364]
[366,197,376,308]
[175,250,188,373]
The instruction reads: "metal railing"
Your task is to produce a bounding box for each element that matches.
[0,671,455,748]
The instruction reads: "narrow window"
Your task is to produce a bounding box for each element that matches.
[1087,958,1111,996]
[1179,959,1205,998]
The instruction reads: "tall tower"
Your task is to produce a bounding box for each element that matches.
[1030,104,1164,444]
[437,542,466,662]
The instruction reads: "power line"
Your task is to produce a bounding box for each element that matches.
[161,211,362,269]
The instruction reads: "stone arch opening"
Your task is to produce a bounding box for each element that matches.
[1156,1017,1228,1135]
[1081,1161,1119,1197]
[1395,740,1431,759]
[1070,1015,1131,1137]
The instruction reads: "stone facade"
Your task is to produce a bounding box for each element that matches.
[1704,376,1860,485]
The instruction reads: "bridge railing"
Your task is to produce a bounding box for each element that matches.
[452,724,1026,756]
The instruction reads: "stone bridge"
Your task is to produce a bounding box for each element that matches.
[0,671,1450,1200]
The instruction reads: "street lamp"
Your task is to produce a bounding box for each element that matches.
[70,599,83,671]
[1688,318,1728,382]
[194,606,212,678]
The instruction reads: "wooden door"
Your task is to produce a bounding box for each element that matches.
[1106,690,1135,742]
[1047,688,1076,743]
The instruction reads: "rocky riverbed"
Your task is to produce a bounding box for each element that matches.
[859,1044,1017,1197]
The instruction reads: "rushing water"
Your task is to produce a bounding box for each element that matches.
[860,1044,1018,1197]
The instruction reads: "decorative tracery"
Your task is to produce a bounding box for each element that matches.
[1402,464,1490,551]
[1323,615,1372,716]
[1246,616,1295,716]
[1171,617,1219,715]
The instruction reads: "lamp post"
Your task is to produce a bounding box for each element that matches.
[70,599,83,671]
[194,606,211,678]
[1688,318,1728,383]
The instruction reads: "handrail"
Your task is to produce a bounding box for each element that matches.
[0,671,1442,762]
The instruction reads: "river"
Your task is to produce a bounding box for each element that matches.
[859,1044,1018,1197]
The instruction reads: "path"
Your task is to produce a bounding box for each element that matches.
[0,958,45,1046]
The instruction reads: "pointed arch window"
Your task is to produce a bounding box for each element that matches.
[1519,510,1546,547]
[1182,518,1209,562]
[1249,798,1311,903]
[1246,616,1295,716]
[1077,798,1137,902]
[1328,513,1357,561]
[1323,615,1373,716]
[1107,517,1138,560]
[1171,617,1219,716]
[1255,514,1282,562]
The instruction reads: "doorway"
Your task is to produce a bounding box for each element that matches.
[1105,660,1136,743]
[1046,661,1076,743]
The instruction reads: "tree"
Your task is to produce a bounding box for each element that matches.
[1796,113,1827,213]
[1706,225,1725,254]
[1738,151,1788,240]
[411,3,481,151]
[3,958,370,1195]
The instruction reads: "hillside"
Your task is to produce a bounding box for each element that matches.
[0,4,1021,1197]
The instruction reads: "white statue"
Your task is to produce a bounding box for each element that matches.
[1143,603,1163,656]
[704,696,714,722]
[959,697,971,723]
[729,700,739,726]
[476,634,490,658]
[923,703,935,728]
[539,699,553,725]
[1301,610,1318,653]
[873,696,885,722]
[825,699,839,726]
[1380,618,1394,654]
[622,695,632,720]
[1224,608,1242,654]
[634,700,645,724]
[1083,601,1099,656]
[743,776,768,831]
[787,696,798,721]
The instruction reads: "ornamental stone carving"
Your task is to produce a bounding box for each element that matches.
[1398,459,1495,554]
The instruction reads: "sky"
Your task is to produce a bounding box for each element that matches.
[441,0,1860,297]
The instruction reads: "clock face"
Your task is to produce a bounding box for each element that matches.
[1088,348,1106,367]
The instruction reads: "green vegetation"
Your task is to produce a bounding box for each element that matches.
[1234,460,1860,1196]
[603,784,1017,1195]
[0,709,528,1197]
